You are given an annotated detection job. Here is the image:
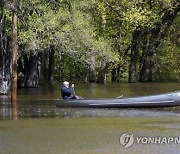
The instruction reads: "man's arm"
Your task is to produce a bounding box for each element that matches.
[62,87,72,95]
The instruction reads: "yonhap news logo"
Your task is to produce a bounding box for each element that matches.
[119,132,180,148]
[119,132,134,148]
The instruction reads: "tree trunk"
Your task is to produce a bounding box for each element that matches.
[0,3,12,95]
[11,1,18,102]
[111,64,120,82]
[38,52,47,84]
[97,64,108,83]
[111,18,122,83]
[83,67,89,83]
[140,24,162,82]
[129,29,140,83]
[89,67,96,82]
[0,55,12,95]
[24,50,39,88]
[17,51,47,87]
[139,1,180,82]
[17,56,24,88]
[48,46,55,82]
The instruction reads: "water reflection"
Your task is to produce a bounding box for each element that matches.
[0,82,180,120]
[12,101,18,120]
[0,95,12,119]
[0,95,18,120]
[1,99,180,120]
[0,83,180,154]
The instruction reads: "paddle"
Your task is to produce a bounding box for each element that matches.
[117,95,123,99]
[72,87,75,96]
[71,84,84,99]
[71,84,75,96]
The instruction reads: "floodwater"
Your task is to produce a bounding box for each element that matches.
[0,82,180,154]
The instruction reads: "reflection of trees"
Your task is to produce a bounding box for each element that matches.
[12,101,18,120]
[0,95,17,120]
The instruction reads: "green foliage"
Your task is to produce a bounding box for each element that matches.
[2,0,179,82]
[157,15,180,81]
[0,8,12,40]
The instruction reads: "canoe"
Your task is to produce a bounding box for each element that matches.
[54,91,180,108]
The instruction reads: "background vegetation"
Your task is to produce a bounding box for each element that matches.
[0,0,179,93]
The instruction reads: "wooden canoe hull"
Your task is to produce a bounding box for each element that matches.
[54,92,180,108]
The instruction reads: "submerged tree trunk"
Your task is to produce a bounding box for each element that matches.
[111,64,120,82]
[0,47,12,95]
[139,22,162,82]
[17,54,25,88]
[48,46,55,82]
[97,64,108,83]
[0,3,12,95]
[111,18,122,83]
[24,50,39,88]
[11,1,18,102]
[38,52,48,84]
[17,51,47,87]
[139,2,180,82]
[83,67,89,83]
[89,67,96,82]
[129,29,140,83]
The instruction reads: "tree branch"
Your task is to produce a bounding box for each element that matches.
[2,0,27,24]
[100,0,122,18]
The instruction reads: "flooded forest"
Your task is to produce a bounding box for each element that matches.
[0,0,180,95]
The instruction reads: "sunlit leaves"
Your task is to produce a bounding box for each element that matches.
[156,15,180,81]
[123,6,159,28]
[11,0,180,81]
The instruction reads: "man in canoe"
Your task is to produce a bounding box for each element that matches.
[61,81,82,99]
